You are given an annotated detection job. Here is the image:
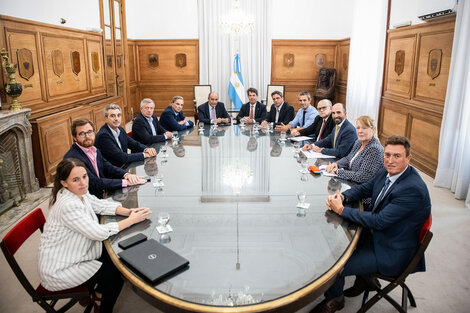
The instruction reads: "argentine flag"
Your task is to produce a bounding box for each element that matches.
[228,54,246,110]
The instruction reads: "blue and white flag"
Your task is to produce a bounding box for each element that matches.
[228,53,246,110]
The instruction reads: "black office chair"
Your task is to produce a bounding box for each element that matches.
[358,214,433,313]
[1,208,92,313]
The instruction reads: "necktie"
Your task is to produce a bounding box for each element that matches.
[148,118,157,136]
[210,107,216,120]
[373,177,391,209]
[333,125,340,148]
[302,110,306,127]
[275,107,280,123]
[317,119,326,141]
[249,105,254,119]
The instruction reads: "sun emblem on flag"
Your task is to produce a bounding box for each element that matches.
[234,82,240,87]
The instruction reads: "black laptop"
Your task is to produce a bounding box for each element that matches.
[118,239,189,284]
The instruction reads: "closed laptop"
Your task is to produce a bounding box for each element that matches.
[118,239,189,283]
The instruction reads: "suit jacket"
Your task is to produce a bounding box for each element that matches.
[265,102,295,126]
[94,124,147,167]
[236,101,267,123]
[299,114,335,141]
[197,102,231,124]
[315,119,357,158]
[132,113,168,145]
[159,105,194,131]
[336,137,384,184]
[342,166,431,276]
[64,143,127,198]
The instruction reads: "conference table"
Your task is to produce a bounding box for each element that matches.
[103,124,362,313]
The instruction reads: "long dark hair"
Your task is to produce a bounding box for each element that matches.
[50,158,87,205]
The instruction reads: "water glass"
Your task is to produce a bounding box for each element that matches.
[296,191,306,204]
[157,212,170,230]
[160,145,168,158]
[293,142,301,157]
[172,131,179,142]
[280,131,287,141]
[199,122,204,130]
[299,159,309,173]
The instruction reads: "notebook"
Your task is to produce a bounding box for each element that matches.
[118,239,189,284]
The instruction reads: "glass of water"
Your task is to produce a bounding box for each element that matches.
[280,131,287,141]
[172,131,179,142]
[296,191,306,204]
[293,142,301,157]
[299,159,309,173]
[199,122,204,130]
[160,145,168,158]
[157,212,170,232]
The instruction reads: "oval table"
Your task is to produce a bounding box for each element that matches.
[103,124,362,312]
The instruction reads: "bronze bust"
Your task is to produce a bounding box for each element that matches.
[314,68,336,105]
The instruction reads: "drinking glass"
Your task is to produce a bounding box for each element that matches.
[199,122,204,132]
[160,145,168,158]
[293,142,301,157]
[299,159,309,173]
[172,131,179,142]
[280,131,287,141]
[297,207,306,217]
[297,191,306,204]
[157,212,170,232]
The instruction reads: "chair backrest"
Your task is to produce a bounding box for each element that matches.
[194,85,212,108]
[419,213,432,243]
[1,208,46,301]
[265,85,285,112]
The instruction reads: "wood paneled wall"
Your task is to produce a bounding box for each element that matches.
[127,39,199,117]
[378,18,455,176]
[0,15,108,118]
[271,39,349,110]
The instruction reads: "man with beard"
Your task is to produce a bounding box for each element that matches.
[64,119,146,198]
[302,103,356,158]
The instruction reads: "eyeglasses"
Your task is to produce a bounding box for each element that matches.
[317,106,329,111]
[77,130,94,138]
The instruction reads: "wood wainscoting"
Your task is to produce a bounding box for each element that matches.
[127,39,199,117]
[270,39,349,110]
[378,18,455,176]
[0,15,108,118]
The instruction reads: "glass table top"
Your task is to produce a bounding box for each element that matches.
[103,124,359,309]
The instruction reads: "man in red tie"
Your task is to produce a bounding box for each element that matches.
[236,88,267,124]
[291,99,334,141]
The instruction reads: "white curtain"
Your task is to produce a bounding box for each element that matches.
[345,0,389,123]
[434,0,470,208]
[198,0,271,108]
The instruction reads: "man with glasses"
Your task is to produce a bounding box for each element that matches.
[64,119,147,198]
[159,96,194,131]
[290,99,335,141]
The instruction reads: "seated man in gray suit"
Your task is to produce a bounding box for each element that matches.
[197,92,231,125]
[302,103,357,158]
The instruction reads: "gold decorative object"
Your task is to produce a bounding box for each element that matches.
[91,52,100,73]
[51,50,64,77]
[148,54,159,68]
[17,48,34,81]
[71,50,81,75]
[175,53,187,68]
[315,53,326,67]
[1,48,23,111]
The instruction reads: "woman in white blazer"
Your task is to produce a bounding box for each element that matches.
[38,158,151,313]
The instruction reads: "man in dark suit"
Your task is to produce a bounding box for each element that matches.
[159,96,194,131]
[236,87,267,124]
[197,92,231,125]
[261,90,295,127]
[94,104,156,168]
[132,98,173,145]
[64,119,147,198]
[303,103,357,158]
[290,99,334,141]
[310,135,431,313]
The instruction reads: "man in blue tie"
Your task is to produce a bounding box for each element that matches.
[310,135,431,313]
[132,98,173,145]
[275,91,318,132]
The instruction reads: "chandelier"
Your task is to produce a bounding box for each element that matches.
[219,0,255,35]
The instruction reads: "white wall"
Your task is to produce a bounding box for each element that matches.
[270,0,354,39]
[390,0,457,28]
[126,0,198,39]
[0,0,101,30]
